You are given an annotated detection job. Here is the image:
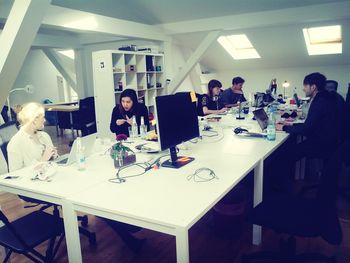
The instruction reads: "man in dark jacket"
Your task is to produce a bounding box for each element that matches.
[270,72,345,193]
[277,72,343,157]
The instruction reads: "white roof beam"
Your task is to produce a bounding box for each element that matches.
[159,1,350,34]
[42,48,77,93]
[42,5,170,41]
[0,0,51,107]
[168,31,221,94]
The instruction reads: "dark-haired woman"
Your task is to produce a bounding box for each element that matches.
[201,79,227,115]
[110,89,149,136]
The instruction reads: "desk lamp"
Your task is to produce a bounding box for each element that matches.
[7,85,35,120]
[282,81,290,99]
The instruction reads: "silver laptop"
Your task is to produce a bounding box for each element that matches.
[253,108,269,131]
[55,133,97,166]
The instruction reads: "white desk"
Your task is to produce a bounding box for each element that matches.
[0,113,289,263]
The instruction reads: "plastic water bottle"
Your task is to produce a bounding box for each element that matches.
[266,111,276,141]
[139,116,147,139]
[76,137,86,170]
[131,116,138,138]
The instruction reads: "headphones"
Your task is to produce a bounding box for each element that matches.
[281,111,297,119]
[233,127,248,134]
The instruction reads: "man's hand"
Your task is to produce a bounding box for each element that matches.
[276,123,284,131]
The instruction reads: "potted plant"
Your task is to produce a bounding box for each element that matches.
[110,134,136,168]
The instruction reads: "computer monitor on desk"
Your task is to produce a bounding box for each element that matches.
[155,93,200,169]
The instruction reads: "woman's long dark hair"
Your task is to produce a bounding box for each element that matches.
[119,89,138,117]
[208,79,222,98]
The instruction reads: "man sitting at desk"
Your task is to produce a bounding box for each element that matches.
[276,72,343,154]
[220,76,247,107]
[272,72,344,193]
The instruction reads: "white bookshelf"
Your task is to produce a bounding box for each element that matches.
[92,50,166,138]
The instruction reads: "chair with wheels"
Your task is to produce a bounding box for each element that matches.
[242,138,349,263]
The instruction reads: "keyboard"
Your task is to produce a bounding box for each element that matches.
[238,132,266,138]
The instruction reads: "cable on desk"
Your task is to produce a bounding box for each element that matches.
[109,154,170,184]
[187,168,219,183]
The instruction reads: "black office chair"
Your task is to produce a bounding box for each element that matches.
[0,210,64,263]
[242,138,349,263]
[0,122,97,246]
[72,97,97,136]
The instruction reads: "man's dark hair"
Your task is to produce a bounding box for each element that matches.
[208,79,222,97]
[232,77,245,85]
[303,72,326,91]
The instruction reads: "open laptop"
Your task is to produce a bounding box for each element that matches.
[253,108,269,131]
[54,133,97,166]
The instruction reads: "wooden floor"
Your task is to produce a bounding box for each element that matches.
[1,126,350,263]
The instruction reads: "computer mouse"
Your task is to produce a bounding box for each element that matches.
[234,127,248,134]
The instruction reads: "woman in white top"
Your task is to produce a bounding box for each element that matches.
[7,102,57,172]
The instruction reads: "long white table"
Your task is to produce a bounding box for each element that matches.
[0,113,289,263]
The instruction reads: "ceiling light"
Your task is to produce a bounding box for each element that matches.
[217,34,260,60]
[303,25,342,55]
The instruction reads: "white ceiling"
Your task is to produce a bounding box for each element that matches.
[1,0,350,71]
[51,0,346,25]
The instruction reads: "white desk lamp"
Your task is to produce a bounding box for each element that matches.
[7,85,35,120]
[282,81,290,99]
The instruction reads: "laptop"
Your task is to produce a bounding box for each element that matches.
[253,108,269,131]
[54,133,97,166]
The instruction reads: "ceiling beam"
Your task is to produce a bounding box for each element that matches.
[0,0,51,107]
[159,1,350,35]
[42,48,77,92]
[168,31,221,94]
[42,5,170,41]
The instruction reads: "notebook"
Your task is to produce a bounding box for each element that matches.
[54,133,97,166]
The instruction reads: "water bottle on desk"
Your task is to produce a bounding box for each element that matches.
[266,112,276,141]
[76,137,86,171]
[140,116,147,139]
[131,116,138,138]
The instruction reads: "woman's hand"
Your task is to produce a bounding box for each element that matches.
[219,107,228,113]
[116,119,126,126]
[41,146,56,162]
[125,115,133,126]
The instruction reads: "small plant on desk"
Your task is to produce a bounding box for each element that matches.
[110,135,136,168]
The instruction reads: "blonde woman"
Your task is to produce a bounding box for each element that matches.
[7,102,57,172]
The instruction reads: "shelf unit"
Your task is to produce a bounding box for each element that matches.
[92,50,166,138]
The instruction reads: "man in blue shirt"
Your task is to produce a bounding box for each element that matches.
[220,76,247,107]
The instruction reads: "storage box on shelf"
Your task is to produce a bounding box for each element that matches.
[92,50,166,138]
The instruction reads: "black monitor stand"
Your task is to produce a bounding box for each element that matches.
[162,146,194,169]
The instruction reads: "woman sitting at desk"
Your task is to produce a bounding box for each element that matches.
[201,79,227,115]
[7,102,57,172]
[110,89,149,137]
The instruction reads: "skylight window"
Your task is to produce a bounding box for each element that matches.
[217,34,260,60]
[303,25,342,55]
[58,49,75,59]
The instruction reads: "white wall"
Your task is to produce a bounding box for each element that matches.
[215,64,350,99]
[10,49,62,106]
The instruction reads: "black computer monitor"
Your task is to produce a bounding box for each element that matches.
[155,93,199,169]
[293,93,301,107]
